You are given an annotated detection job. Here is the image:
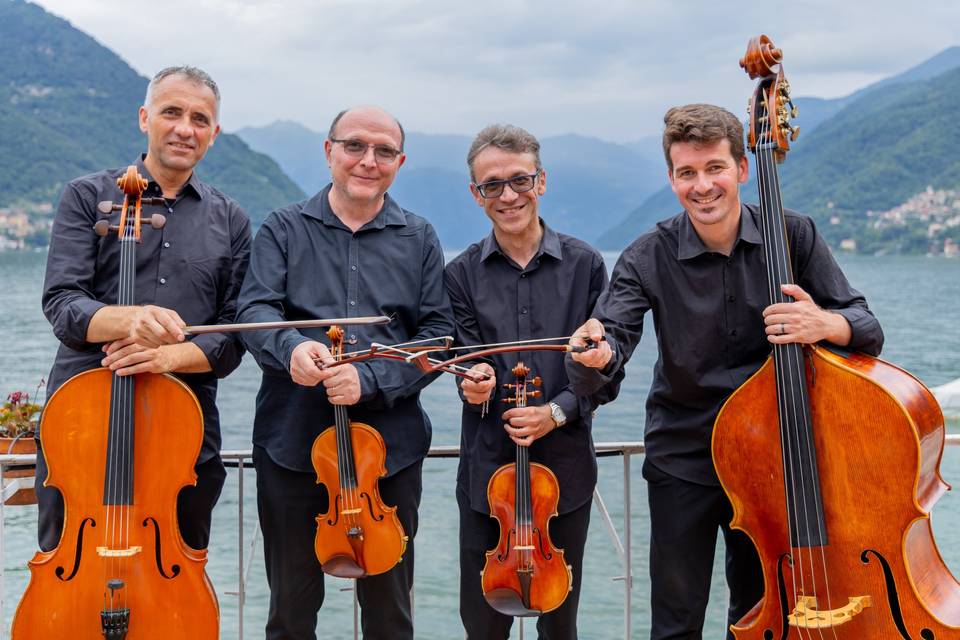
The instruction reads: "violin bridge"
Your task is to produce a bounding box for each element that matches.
[96,546,143,558]
[341,508,362,515]
[788,595,871,628]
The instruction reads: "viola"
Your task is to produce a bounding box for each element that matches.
[311,325,407,578]
[12,166,219,639]
[481,362,572,616]
[712,35,960,638]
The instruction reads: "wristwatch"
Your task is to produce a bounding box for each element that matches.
[548,402,567,428]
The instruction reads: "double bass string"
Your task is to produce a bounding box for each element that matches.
[757,105,836,637]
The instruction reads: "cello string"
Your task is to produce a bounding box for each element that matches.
[119,227,134,612]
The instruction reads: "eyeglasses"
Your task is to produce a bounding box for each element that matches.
[473,170,541,199]
[329,138,403,163]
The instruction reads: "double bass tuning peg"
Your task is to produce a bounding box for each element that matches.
[97,198,167,215]
[92,213,167,237]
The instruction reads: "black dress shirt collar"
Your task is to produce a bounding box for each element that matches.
[677,203,764,261]
[479,219,564,265]
[135,154,204,201]
[301,184,408,231]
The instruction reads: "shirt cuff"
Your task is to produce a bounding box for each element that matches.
[830,307,879,353]
[60,298,108,349]
[550,389,580,424]
[355,361,379,403]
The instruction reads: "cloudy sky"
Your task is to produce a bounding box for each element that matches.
[33,0,960,141]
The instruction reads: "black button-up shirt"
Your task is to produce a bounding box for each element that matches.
[566,204,884,486]
[42,156,252,462]
[445,223,613,514]
[236,186,455,474]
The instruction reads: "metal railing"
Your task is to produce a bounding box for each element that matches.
[0,440,646,640]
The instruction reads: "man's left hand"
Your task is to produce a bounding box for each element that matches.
[502,405,558,447]
[763,283,852,346]
[317,363,362,406]
[101,337,177,376]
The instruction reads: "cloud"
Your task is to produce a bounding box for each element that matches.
[33,0,960,140]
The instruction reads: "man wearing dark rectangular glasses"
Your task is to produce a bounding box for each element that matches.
[444,124,615,639]
[237,105,454,640]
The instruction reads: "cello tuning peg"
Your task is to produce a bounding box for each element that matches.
[528,390,541,398]
[531,376,542,387]
[142,213,167,229]
[503,397,517,404]
[93,220,114,236]
[97,201,121,215]
[141,196,166,206]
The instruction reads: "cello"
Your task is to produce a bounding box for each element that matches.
[712,35,960,638]
[311,325,407,578]
[12,166,219,639]
[481,361,572,617]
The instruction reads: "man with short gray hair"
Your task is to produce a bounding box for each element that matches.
[446,123,613,639]
[39,63,250,567]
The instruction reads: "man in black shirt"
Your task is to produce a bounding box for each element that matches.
[567,104,884,639]
[40,66,251,552]
[445,124,612,639]
[237,105,454,640]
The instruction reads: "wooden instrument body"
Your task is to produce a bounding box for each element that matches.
[482,461,572,617]
[311,420,406,578]
[12,368,218,639]
[713,346,960,638]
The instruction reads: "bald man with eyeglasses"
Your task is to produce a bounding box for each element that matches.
[237,106,455,640]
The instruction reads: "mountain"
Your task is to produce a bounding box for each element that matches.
[0,0,304,225]
[597,48,960,250]
[236,123,664,248]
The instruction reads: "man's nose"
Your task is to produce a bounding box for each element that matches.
[173,116,193,138]
[498,183,520,202]
[359,145,378,167]
[693,171,712,192]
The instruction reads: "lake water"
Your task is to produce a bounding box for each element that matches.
[0,250,958,638]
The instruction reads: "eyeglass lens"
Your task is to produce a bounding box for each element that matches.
[478,173,537,198]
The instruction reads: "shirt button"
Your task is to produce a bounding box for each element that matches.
[159,278,167,284]
[351,265,357,271]
[163,242,170,248]
[167,207,173,213]
[520,274,526,278]
[349,300,356,306]
[520,307,528,314]
[730,329,737,336]
[728,295,736,302]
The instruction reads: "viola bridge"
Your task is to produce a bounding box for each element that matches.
[787,595,872,628]
[96,546,142,558]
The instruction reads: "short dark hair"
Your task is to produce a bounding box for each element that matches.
[145,66,220,119]
[662,104,745,172]
[327,108,406,151]
[466,124,542,182]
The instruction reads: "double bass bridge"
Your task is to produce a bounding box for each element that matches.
[96,546,142,558]
[788,595,872,629]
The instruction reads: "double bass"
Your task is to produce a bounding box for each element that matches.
[481,362,572,617]
[12,167,219,639]
[712,36,960,638]
[311,325,407,578]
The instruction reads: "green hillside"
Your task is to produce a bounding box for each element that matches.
[598,64,960,253]
[0,0,303,226]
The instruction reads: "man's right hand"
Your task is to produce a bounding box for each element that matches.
[130,305,187,347]
[461,362,496,405]
[290,341,333,387]
[570,318,612,369]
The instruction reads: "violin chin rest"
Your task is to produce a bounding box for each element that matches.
[483,588,540,617]
[321,555,367,579]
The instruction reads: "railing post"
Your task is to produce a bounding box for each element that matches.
[1,461,6,640]
[238,456,245,640]
[623,452,632,640]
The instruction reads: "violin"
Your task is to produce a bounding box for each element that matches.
[12,166,219,639]
[712,35,960,638]
[481,362,572,616]
[311,325,407,578]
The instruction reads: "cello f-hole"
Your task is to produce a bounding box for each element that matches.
[143,517,181,579]
[55,517,95,582]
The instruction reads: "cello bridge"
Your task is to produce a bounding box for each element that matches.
[788,595,871,628]
[96,546,142,558]
[513,545,535,551]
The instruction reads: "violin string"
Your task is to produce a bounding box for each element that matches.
[757,110,810,638]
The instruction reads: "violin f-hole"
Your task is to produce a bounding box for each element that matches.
[360,491,386,521]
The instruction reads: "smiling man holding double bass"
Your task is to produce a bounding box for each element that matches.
[566,103,884,639]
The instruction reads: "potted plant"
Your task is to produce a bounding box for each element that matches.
[0,387,42,505]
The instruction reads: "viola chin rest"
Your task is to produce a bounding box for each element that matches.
[321,555,367,579]
[483,588,541,617]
